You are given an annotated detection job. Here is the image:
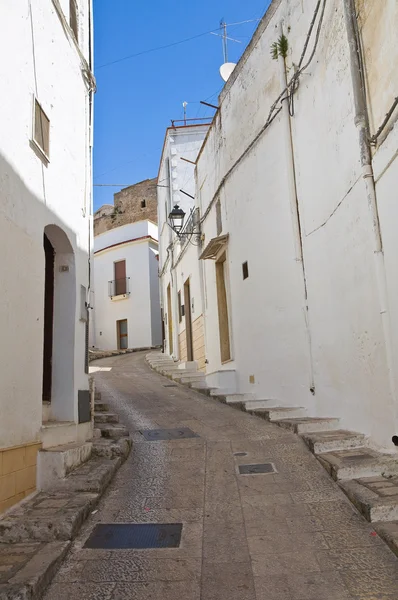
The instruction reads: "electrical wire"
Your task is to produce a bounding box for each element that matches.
[370,97,398,145]
[96,19,261,70]
[200,0,328,225]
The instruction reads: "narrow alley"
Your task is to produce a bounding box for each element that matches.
[44,352,398,600]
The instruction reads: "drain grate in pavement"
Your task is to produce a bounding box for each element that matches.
[140,427,199,441]
[239,463,275,474]
[164,384,178,387]
[84,523,183,549]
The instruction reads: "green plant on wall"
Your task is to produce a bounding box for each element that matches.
[270,34,289,60]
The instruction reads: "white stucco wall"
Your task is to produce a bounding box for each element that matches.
[158,126,209,360]
[194,0,398,450]
[93,221,161,350]
[0,1,93,449]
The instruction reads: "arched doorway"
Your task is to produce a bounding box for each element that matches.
[42,225,76,422]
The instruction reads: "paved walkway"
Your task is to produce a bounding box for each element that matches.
[44,352,398,600]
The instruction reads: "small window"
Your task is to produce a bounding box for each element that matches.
[178,291,182,322]
[141,199,146,208]
[242,261,249,280]
[33,99,50,159]
[70,0,78,41]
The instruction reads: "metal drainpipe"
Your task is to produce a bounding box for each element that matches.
[278,22,315,396]
[342,0,397,431]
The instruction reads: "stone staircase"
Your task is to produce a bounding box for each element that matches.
[93,392,131,459]
[146,350,398,556]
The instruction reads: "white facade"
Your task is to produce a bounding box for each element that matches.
[158,125,210,369]
[158,0,398,451]
[0,0,94,511]
[93,221,162,351]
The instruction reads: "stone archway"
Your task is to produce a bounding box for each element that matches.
[42,224,76,422]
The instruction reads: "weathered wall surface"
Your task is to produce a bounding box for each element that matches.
[94,178,158,235]
[158,126,209,360]
[0,1,92,451]
[93,221,161,350]
[195,0,398,449]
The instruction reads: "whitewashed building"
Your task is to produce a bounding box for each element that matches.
[92,221,162,350]
[158,123,210,370]
[0,0,94,513]
[158,0,398,452]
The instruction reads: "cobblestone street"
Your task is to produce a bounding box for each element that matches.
[44,352,398,600]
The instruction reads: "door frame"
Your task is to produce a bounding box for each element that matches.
[117,318,128,350]
[215,252,232,363]
[167,283,173,354]
[184,277,194,362]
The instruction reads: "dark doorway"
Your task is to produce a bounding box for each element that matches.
[117,319,128,349]
[42,233,55,402]
[184,278,194,362]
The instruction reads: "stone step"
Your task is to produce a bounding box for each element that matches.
[213,393,248,409]
[98,423,129,439]
[244,399,278,410]
[94,402,109,412]
[374,521,398,558]
[210,389,239,398]
[94,391,101,401]
[189,383,216,396]
[92,437,132,460]
[0,541,70,600]
[149,359,175,367]
[158,366,191,375]
[317,448,398,481]
[274,417,340,434]
[94,412,119,424]
[179,375,206,384]
[302,430,366,454]
[171,370,201,381]
[37,441,92,491]
[41,421,77,449]
[247,406,307,421]
[340,477,398,522]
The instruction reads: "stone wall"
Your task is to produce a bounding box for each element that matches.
[94,178,158,236]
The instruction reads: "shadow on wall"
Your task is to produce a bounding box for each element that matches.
[0,151,90,449]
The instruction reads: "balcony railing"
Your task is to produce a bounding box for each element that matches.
[108,277,130,299]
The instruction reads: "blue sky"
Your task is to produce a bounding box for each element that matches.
[93,0,270,210]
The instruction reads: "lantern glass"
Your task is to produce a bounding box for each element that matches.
[169,204,185,234]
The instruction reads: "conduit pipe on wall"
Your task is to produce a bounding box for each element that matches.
[342,0,397,430]
[278,22,315,396]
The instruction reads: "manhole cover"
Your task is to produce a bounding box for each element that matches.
[84,523,183,549]
[234,452,247,457]
[140,427,199,441]
[239,463,275,475]
[164,384,178,387]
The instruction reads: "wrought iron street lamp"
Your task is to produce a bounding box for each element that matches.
[168,204,186,236]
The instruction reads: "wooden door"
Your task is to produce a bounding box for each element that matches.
[167,284,173,354]
[117,319,128,349]
[114,260,126,295]
[42,234,55,403]
[216,253,231,362]
[184,278,194,361]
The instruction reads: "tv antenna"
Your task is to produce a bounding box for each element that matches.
[211,19,242,63]
[182,101,188,125]
[211,19,239,82]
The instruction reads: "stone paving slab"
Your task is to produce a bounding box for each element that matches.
[340,477,398,522]
[0,541,69,600]
[41,352,398,600]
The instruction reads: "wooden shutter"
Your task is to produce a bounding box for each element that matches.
[114,260,126,295]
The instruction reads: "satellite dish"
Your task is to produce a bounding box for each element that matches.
[220,62,236,82]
